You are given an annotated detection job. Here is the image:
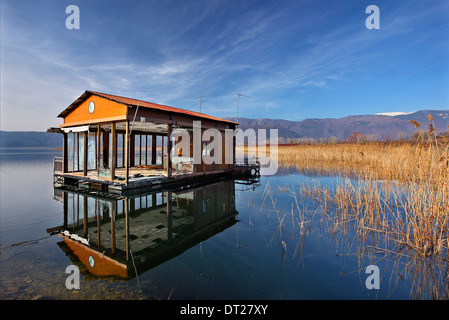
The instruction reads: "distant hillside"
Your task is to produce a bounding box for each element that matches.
[1,109,448,148]
[0,131,62,148]
[227,110,449,141]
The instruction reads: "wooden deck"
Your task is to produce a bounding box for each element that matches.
[53,154,261,195]
[54,166,254,195]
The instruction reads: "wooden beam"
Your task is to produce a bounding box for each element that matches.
[122,133,125,168]
[63,192,68,228]
[124,198,129,261]
[97,125,101,176]
[110,202,116,254]
[167,124,172,178]
[76,132,80,172]
[125,121,129,185]
[145,135,148,165]
[161,136,164,167]
[62,133,68,173]
[151,134,156,165]
[139,134,142,166]
[110,122,116,181]
[83,196,88,237]
[96,199,101,248]
[72,132,75,173]
[83,131,88,176]
[129,133,135,167]
[167,191,173,242]
[59,115,128,128]
[102,129,109,168]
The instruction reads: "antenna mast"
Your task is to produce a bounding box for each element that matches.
[237,93,249,123]
[199,80,203,113]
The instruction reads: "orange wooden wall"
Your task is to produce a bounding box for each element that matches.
[63,95,127,126]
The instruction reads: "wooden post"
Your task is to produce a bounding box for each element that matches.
[62,133,68,173]
[83,131,88,176]
[167,125,172,178]
[96,199,101,248]
[97,125,101,176]
[122,133,125,168]
[139,134,142,166]
[124,198,129,261]
[72,132,75,173]
[167,191,173,242]
[102,130,109,168]
[83,196,88,238]
[151,134,156,165]
[110,122,116,181]
[129,133,135,167]
[63,192,68,229]
[125,121,129,185]
[76,133,80,172]
[110,201,116,254]
[145,135,148,165]
[161,136,165,168]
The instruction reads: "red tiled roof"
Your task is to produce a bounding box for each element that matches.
[58,90,238,125]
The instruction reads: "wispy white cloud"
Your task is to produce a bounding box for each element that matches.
[1,0,448,130]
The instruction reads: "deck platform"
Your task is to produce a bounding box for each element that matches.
[54,163,259,195]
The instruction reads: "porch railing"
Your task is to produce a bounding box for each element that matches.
[53,156,63,173]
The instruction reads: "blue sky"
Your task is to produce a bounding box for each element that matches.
[1,0,448,131]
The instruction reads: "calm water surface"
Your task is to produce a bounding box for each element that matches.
[0,148,434,300]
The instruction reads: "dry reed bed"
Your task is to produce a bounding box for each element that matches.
[275,140,449,260]
[262,179,449,299]
[277,141,449,186]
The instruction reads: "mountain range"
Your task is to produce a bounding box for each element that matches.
[225,109,449,141]
[1,109,448,148]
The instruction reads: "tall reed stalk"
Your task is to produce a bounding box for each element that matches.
[275,117,449,259]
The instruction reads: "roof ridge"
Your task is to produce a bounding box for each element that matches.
[59,90,238,125]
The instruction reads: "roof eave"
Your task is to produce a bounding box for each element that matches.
[57,91,92,118]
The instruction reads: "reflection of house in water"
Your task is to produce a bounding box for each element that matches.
[52,178,240,280]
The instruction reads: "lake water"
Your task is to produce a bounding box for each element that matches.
[0,148,443,300]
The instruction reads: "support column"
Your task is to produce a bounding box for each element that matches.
[62,133,68,173]
[110,201,116,255]
[167,191,173,242]
[83,131,88,176]
[76,133,80,172]
[139,134,142,166]
[145,135,148,165]
[125,121,129,185]
[122,133,125,168]
[97,125,101,175]
[102,129,109,168]
[151,134,157,165]
[96,199,101,248]
[129,133,135,167]
[167,124,172,178]
[72,133,75,173]
[110,122,116,181]
[124,198,129,261]
[63,192,68,229]
[83,196,88,238]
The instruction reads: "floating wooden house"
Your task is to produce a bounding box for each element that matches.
[48,90,256,194]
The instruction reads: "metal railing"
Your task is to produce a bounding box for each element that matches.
[235,155,260,167]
